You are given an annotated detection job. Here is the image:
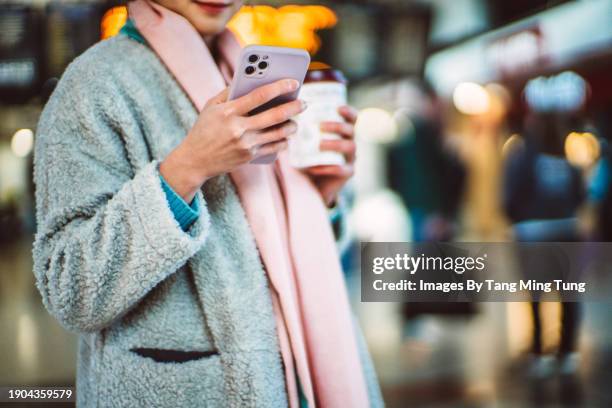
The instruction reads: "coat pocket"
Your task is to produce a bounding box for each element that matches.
[98,345,225,407]
[130,347,219,363]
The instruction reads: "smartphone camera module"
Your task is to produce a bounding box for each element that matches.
[245,66,256,75]
[248,54,259,63]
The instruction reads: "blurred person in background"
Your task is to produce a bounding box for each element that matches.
[589,108,612,241]
[503,112,585,378]
[32,0,383,406]
[387,83,465,243]
[594,145,612,240]
[387,83,468,320]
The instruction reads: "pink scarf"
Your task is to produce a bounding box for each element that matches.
[128,2,369,407]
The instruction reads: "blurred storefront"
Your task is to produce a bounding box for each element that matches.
[422,0,612,239]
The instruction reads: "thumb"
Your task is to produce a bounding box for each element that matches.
[206,87,230,106]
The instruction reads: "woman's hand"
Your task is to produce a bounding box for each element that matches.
[160,79,306,202]
[302,106,358,207]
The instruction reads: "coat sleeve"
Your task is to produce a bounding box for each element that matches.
[32,63,210,334]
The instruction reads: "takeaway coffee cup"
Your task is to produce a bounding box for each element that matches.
[289,66,348,168]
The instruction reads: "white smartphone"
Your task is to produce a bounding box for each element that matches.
[228,45,310,164]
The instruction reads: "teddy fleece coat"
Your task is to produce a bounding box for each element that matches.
[32,35,384,407]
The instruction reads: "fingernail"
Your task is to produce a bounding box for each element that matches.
[288,79,300,91]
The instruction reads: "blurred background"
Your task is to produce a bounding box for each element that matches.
[1,0,612,406]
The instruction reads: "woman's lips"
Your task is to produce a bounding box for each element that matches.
[194,1,232,16]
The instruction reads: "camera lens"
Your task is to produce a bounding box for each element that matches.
[258,61,268,70]
[245,66,256,75]
[248,55,259,63]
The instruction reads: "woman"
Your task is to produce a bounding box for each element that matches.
[33,0,383,407]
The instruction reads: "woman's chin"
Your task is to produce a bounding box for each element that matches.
[187,5,236,36]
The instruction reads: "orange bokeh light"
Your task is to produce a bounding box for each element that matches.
[100,6,128,40]
[228,5,337,55]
